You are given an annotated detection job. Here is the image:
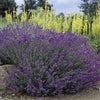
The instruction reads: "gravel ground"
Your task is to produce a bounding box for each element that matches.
[0,87,100,100]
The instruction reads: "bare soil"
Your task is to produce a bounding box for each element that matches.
[0,87,100,100]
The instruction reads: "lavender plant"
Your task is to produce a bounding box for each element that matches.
[0,22,100,97]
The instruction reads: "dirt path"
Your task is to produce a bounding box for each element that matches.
[0,87,100,100]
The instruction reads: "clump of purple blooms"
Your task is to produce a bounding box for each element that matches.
[0,22,100,97]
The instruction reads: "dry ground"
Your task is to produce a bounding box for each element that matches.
[0,87,100,100]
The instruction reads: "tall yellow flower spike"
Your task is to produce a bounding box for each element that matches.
[63,12,69,32]
[92,1,100,38]
[45,0,47,11]
[45,0,47,21]
[13,7,16,20]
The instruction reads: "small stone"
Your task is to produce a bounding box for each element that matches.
[12,93,15,96]
[0,96,2,99]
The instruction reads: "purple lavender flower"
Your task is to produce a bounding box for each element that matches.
[0,22,100,97]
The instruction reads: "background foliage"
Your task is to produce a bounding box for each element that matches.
[0,0,17,17]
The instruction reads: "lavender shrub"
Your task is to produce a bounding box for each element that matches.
[0,22,100,96]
